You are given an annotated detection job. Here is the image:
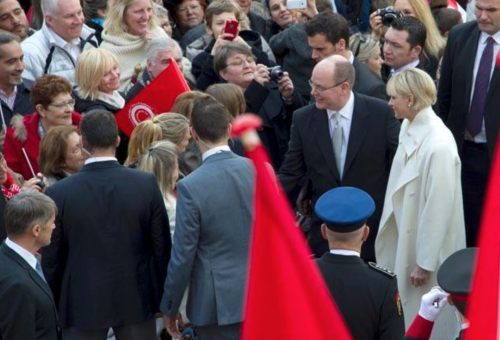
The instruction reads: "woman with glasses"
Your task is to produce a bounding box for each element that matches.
[4,75,82,180]
[100,0,167,92]
[214,42,304,169]
[349,33,384,77]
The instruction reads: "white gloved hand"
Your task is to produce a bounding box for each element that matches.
[418,287,449,322]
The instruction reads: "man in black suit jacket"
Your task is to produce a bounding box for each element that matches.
[305,12,388,100]
[438,5,500,246]
[0,190,60,340]
[42,110,171,340]
[278,55,400,260]
[315,187,405,340]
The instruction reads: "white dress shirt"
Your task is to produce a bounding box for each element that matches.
[45,26,82,62]
[466,31,500,143]
[392,59,420,75]
[84,156,118,165]
[330,249,361,257]
[5,237,37,271]
[202,145,231,161]
[327,92,355,174]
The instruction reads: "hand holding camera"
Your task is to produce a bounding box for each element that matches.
[23,173,46,192]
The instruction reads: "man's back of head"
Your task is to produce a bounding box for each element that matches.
[81,109,119,154]
[191,97,230,146]
[305,12,350,62]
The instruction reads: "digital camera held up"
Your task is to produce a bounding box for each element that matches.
[267,66,284,81]
[378,6,402,26]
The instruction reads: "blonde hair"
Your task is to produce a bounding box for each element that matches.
[386,68,436,111]
[206,83,245,120]
[137,140,178,198]
[104,0,158,35]
[398,0,445,58]
[171,91,214,121]
[349,33,380,65]
[75,49,120,100]
[125,113,190,165]
[204,0,250,31]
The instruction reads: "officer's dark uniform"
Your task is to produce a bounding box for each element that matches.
[314,187,405,340]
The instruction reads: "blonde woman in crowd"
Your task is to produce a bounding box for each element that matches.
[349,33,385,78]
[125,113,191,168]
[376,69,465,340]
[100,0,167,91]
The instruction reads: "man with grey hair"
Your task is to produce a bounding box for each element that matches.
[278,55,400,261]
[0,0,33,41]
[125,37,194,102]
[21,0,97,89]
[0,190,59,340]
[0,31,33,131]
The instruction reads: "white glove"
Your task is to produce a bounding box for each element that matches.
[418,287,449,322]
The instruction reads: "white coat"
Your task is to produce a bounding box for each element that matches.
[375,107,466,339]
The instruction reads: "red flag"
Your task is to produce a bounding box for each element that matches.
[235,116,353,340]
[115,59,189,137]
[464,115,500,335]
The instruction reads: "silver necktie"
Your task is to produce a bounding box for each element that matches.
[332,113,343,179]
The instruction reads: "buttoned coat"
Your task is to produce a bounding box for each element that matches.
[375,107,466,339]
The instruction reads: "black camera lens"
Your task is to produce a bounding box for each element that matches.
[378,6,402,26]
[267,66,284,81]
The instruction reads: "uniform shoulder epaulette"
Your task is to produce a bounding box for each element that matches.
[368,262,396,277]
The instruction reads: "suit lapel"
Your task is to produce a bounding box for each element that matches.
[344,94,369,175]
[312,107,340,181]
[463,27,481,114]
[1,243,56,306]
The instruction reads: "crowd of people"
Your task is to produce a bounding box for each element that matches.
[0,0,498,338]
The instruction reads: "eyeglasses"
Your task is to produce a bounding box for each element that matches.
[49,99,76,109]
[353,33,367,57]
[308,78,348,93]
[226,56,256,67]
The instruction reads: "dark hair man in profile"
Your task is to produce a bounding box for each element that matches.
[42,110,171,340]
[0,190,59,340]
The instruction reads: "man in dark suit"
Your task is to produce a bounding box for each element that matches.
[161,98,254,340]
[278,55,400,260]
[438,0,500,246]
[382,16,431,82]
[0,190,60,340]
[42,110,171,340]
[315,187,405,340]
[304,12,388,100]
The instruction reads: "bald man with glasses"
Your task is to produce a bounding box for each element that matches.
[278,55,400,261]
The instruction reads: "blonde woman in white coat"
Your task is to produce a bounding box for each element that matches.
[375,69,466,340]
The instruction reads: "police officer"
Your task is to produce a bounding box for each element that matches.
[315,187,405,340]
[403,247,476,340]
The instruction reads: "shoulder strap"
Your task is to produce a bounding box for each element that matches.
[368,262,396,277]
[43,46,56,75]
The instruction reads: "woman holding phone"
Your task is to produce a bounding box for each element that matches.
[189,0,275,91]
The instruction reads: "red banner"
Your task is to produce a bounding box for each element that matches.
[115,59,189,137]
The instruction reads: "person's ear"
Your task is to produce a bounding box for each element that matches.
[335,38,346,52]
[321,224,328,240]
[190,126,198,141]
[362,225,370,242]
[410,45,422,59]
[219,69,228,82]
[146,59,153,73]
[226,123,232,138]
[205,21,213,35]
[36,104,46,118]
[115,136,121,148]
[44,15,54,28]
[32,224,41,238]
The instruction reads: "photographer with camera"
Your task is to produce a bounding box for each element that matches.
[214,41,305,169]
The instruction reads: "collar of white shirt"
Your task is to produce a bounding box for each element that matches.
[330,249,361,257]
[347,51,355,64]
[202,145,231,161]
[5,237,38,271]
[478,30,500,47]
[327,91,355,123]
[84,157,118,165]
[393,59,420,74]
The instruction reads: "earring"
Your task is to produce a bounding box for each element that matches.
[408,103,412,107]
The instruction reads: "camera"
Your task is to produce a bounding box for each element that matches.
[36,175,45,190]
[267,66,284,81]
[378,6,402,26]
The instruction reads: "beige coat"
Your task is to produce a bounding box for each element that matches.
[375,107,466,338]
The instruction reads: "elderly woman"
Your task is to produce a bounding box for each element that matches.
[171,0,206,41]
[100,0,167,91]
[349,33,384,77]
[39,126,84,186]
[125,113,190,168]
[189,0,273,91]
[214,42,304,169]
[4,75,82,180]
[375,69,465,339]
